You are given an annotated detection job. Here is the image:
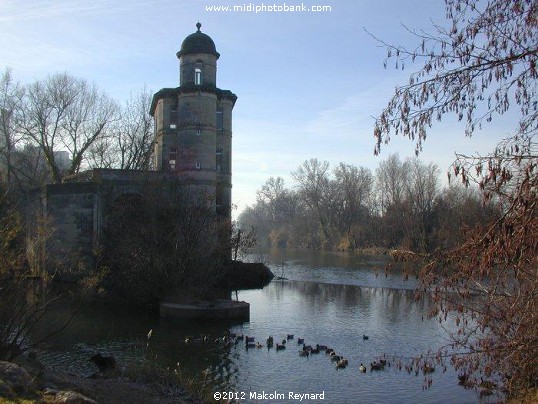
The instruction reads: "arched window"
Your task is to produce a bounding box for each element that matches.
[194,68,202,85]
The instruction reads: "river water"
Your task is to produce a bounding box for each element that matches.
[36,248,484,403]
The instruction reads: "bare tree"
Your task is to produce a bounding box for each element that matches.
[404,158,439,251]
[372,0,537,397]
[256,177,298,223]
[333,163,374,248]
[89,87,153,170]
[18,73,118,183]
[0,68,24,188]
[0,185,74,361]
[292,158,334,246]
[375,154,409,214]
[100,189,226,306]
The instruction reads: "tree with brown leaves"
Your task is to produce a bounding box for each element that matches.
[373,0,537,399]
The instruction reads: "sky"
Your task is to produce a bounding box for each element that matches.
[0,0,512,215]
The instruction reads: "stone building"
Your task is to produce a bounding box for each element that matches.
[27,24,236,271]
[151,22,236,217]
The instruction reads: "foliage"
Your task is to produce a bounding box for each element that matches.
[372,0,537,156]
[0,186,71,361]
[99,189,226,307]
[230,222,257,261]
[239,155,486,253]
[372,0,537,397]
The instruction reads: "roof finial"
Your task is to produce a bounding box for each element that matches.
[196,22,201,32]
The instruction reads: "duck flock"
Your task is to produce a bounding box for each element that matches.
[184,332,397,373]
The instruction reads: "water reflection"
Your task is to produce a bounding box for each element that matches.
[33,248,482,403]
[225,282,477,403]
[251,247,418,290]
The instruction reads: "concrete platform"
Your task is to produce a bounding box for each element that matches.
[159,299,250,320]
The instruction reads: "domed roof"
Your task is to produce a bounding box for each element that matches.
[177,22,220,59]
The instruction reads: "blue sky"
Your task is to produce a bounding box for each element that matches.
[0,0,510,214]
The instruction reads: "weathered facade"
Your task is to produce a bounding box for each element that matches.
[151,22,236,217]
[28,24,236,271]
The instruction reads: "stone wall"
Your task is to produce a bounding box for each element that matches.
[44,183,99,273]
[29,169,225,275]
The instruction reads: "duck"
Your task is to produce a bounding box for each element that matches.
[363,334,369,340]
[236,335,244,341]
[287,334,294,340]
[423,364,435,374]
[276,343,286,351]
[302,344,312,352]
[359,363,366,373]
[281,339,287,345]
[299,350,309,357]
[370,361,384,371]
[246,336,255,343]
[331,355,343,362]
[336,359,348,369]
[266,336,274,348]
[316,344,327,351]
[184,336,193,343]
[246,342,256,349]
[325,348,335,355]
[310,346,320,354]
[297,338,305,345]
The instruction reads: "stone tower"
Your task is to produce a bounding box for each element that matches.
[150,23,237,218]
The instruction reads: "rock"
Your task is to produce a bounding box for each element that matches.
[58,390,97,403]
[14,351,45,378]
[0,361,31,395]
[221,261,274,289]
[44,389,97,403]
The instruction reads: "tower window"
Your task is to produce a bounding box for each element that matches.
[170,106,177,129]
[216,148,223,172]
[194,68,202,85]
[169,147,177,171]
[216,109,223,131]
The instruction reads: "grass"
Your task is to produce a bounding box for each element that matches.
[122,359,213,403]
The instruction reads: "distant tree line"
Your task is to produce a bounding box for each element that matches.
[0,67,154,198]
[238,155,495,253]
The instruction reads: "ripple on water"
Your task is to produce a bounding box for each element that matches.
[33,250,480,403]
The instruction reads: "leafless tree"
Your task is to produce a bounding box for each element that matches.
[292,158,334,246]
[375,154,410,214]
[0,187,74,361]
[333,163,374,248]
[88,87,153,170]
[0,68,24,188]
[17,73,118,183]
[404,158,439,251]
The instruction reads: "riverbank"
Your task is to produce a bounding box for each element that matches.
[0,356,204,403]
